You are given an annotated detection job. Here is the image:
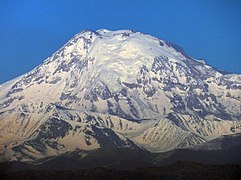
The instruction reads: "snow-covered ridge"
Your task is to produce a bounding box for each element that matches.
[0,29,240,162]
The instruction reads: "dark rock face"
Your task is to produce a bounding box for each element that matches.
[37,118,73,139]
[91,126,136,148]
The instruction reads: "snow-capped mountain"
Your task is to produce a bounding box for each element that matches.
[0,29,241,162]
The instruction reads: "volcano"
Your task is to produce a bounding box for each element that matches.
[0,29,240,165]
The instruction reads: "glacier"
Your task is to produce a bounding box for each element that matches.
[0,29,241,162]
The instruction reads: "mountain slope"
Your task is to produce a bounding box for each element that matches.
[0,29,241,162]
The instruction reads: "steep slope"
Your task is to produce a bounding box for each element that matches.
[0,29,241,162]
[193,133,241,150]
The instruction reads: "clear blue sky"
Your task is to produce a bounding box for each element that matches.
[0,0,240,84]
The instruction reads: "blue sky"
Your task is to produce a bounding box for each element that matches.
[0,0,240,83]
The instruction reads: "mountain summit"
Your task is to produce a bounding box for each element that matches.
[0,29,241,162]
